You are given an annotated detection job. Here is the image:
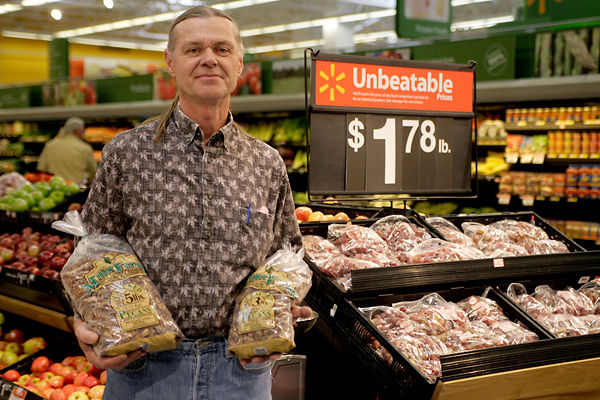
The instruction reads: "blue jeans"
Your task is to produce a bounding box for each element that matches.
[103,337,272,400]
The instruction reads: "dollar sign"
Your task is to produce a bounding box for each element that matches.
[348,118,365,152]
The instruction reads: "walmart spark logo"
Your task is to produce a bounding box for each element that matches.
[319,63,346,101]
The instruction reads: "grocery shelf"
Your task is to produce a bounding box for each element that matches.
[0,294,73,332]
[0,75,599,121]
[0,93,308,121]
[476,75,600,103]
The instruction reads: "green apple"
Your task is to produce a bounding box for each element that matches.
[10,198,29,212]
[20,192,37,207]
[22,337,47,355]
[1,350,18,366]
[64,183,80,196]
[49,176,67,191]
[49,190,65,205]
[38,198,56,211]
[31,190,44,203]
[5,342,21,356]
[34,181,51,196]
[0,312,4,325]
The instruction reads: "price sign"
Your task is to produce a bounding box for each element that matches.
[308,52,475,197]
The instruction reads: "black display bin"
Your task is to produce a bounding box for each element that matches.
[304,253,600,399]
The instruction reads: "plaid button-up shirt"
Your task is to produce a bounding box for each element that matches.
[81,105,301,338]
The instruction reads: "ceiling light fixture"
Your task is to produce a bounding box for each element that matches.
[103,0,114,9]
[0,4,23,15]
[50,8,62,20]
[21,0,60,6]
[451,0,491,6]
[55,0,280,38]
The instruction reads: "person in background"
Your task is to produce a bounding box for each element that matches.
[72,5,311,400]
[37,117,97,185]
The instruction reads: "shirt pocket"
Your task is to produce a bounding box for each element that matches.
[206,200,274,267]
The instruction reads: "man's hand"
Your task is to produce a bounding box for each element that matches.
[73,319,146,370]
[239,305,313,366]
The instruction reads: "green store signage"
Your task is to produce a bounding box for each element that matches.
[411,36,516,81]
[524,0,600,23]
[396,0,451,39]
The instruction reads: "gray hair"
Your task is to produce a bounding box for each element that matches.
[60,117,85,136]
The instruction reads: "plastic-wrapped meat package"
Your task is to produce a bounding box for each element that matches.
[576,314,600,334]
[578,278,600,314]
[426,217,476,248]
[456,296,509,326]
[533,285,583,315]
[442,324,509,352]
[407,239,485,265]
[461,222,487,243]
[486,320,539,345]
[321,255,379,291]
[353,249,402,267]
[537,313,588,337]
[554,288,596,316]
[302,235,341,267]
[488,219,549,245]
[506,283,551,319]
[398,293,470,336]
[328,224,390,256]
[523,239,570,255]
[370,215,432,253]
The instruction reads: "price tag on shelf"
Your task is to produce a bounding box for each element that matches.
[497,193,511,205]
[505,153,519,164]
[308,52,475,197]
[521,195,535,206]
[8,385,27,400]
[532,153,545,164]
[520,153,533,164]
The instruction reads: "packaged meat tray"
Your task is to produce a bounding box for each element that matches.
[325,285,558,399]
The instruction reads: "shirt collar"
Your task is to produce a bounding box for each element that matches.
[173,104,236,151]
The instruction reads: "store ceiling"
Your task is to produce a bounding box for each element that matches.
[0,0,518,58]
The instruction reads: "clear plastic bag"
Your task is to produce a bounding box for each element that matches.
[0,172,29,197]
[370,215,432,252]
[53,211,184,357]
[228,245,312,359]
[426,217,475,248]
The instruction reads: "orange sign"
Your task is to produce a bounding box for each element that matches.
[314,59,473,113]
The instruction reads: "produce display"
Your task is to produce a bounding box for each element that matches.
[0,174,81,212]
[0,227,73,280]
[295,205,368,222]
[228,247,312,359]
[55,212,184,357]
[507,279,600,337]
[2,354,107,400]
[0,312,48,370]
[364,293,539,383]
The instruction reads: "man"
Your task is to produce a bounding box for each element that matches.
[37,117,97,184]
[73,6,311,400]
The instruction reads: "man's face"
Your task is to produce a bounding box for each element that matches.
[165,16,243,104]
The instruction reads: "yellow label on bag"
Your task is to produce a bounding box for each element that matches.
[83,253,146,294]
[110,283,159,331]
[238,291,276,334]
[246,265,297,299]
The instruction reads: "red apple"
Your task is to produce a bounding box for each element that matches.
[99,370,107,385]
[31,356,51,373]
[62,384,77,396]
[38,250,54,263]
[8,261,26,271]
[82,375,100,388]
[59,366,77,384]
[74,358,89,373]
[42,269,61,280]
[85,363,102,377]
[34,379,51,392]
[4,329,24,343]
[68,356,86,367]
[87,385,104,399]
[75,386,89,393]
[50,388,68,400]
[44,388,57,399]
[48,375,65,389]
[0,341,7,351]
[49,362,63,375]
[49,256,68,271]
[61,356,74,367]
[3,369,20,381]
[23,266,41,275]
[295,206,313,222]
[73,372,89,387]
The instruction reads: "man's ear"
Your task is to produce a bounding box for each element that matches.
[164,49,175,76]
[238,57,244,76]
